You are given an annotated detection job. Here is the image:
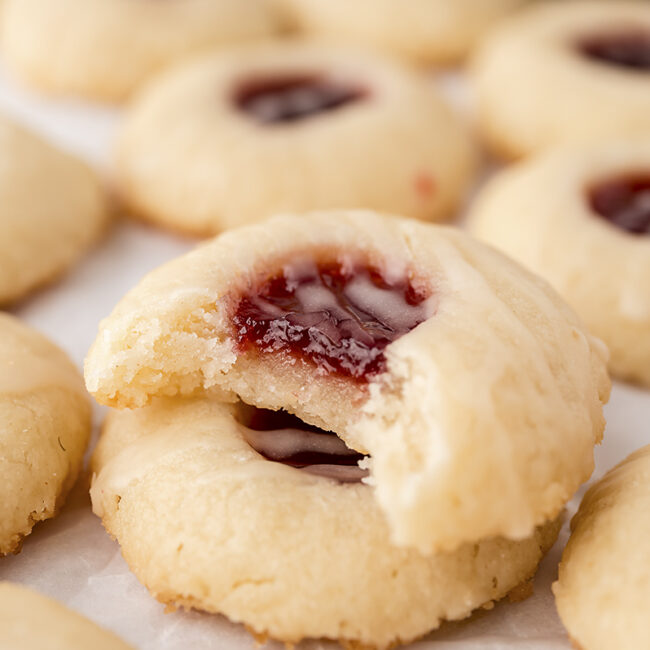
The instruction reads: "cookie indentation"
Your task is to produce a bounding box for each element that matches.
[578,31,650,70]
[241,407,367,483]
[233,257,431,380]
[588,174,650,235]
[233,74,367,124]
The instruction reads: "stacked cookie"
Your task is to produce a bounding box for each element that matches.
[84,210,609,647]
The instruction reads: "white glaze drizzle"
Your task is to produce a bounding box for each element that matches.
[242,426,368,483]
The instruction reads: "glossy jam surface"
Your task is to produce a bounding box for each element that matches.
[588,174,650,235]
[233,74,367,124]
[241,407,367,483]
[579,31,650,70]
[233,258,431,380]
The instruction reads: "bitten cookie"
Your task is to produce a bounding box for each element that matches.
[467,140,650,386]
[472,1,650,158]
[0,314,91,555]
[114,42,476,235]
[0,582,134,650]
[90,396,562,649]
[282,0,527,65]
[0,115,108,306]
[1,0,280,102]
[553,445,650,650]
[85,210,609,553]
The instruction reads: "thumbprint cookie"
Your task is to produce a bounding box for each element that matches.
[468,140,650,386]
[472,1,650,158]
[114,42,476,235]
[2,0,280,102]
[85,210,609,553]
[90,396,562,649]
[0,115,107,306]
[281,0,527,65]
[554,445,650,650]
[0,582,134,649]
[0,314,91,555]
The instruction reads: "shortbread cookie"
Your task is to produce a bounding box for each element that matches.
[467,140,650,386]
[85,210,609,553]
[0,314,91,555]
[0,582,134,650]
[114,42,476,235]
[282,0,527,65]
[91,396,562,649]
[1,0,280,102]
[553,445,650,650]
[472,1,650,158]
[0,115,108,306]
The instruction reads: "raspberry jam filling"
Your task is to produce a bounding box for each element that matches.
[241,407,368,483]
[578,31,650,70]
[588,174,650,235]
[233,257,431,380]
[233,74,367,124]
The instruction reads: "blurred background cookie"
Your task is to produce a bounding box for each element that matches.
[85,210,609,554]
[1,0,281,102]
[114,42,476,236]
[467,140,650,386]
[281,0,528,65]
[0,115,107,306]
[90,396,562,649]
[0,582,134,649]
[553,445,650,650]
[0,314,90,556]
[472,1,650,158]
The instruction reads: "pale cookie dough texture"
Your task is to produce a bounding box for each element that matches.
[1,0,280,102]
[0,314,91,555]
[553,445,650,650]
[467,141,650,387]
[282,0,527,65]
[90,397,562,649]
[114,42,476,236]
[85,211,609,553]
[472,1,650,158]
[0,115,108,306]
[0,582,134,650]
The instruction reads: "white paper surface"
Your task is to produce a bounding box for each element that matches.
[0,64,648,650]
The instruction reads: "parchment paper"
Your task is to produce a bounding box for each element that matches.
[0,64,648,650]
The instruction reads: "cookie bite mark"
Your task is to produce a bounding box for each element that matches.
[588,174,650,235]
[239,406,368,483]
[232,74,368,124]
[578,30,650,70]
[232,255,433,381]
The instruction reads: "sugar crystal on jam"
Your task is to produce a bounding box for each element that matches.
[233,258,431,380]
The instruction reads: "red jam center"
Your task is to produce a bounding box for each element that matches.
[588,174,650,235]
[233,74,367,124]
[233,258,431,380]
[241,407,367,483]
[579,31,650,70]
